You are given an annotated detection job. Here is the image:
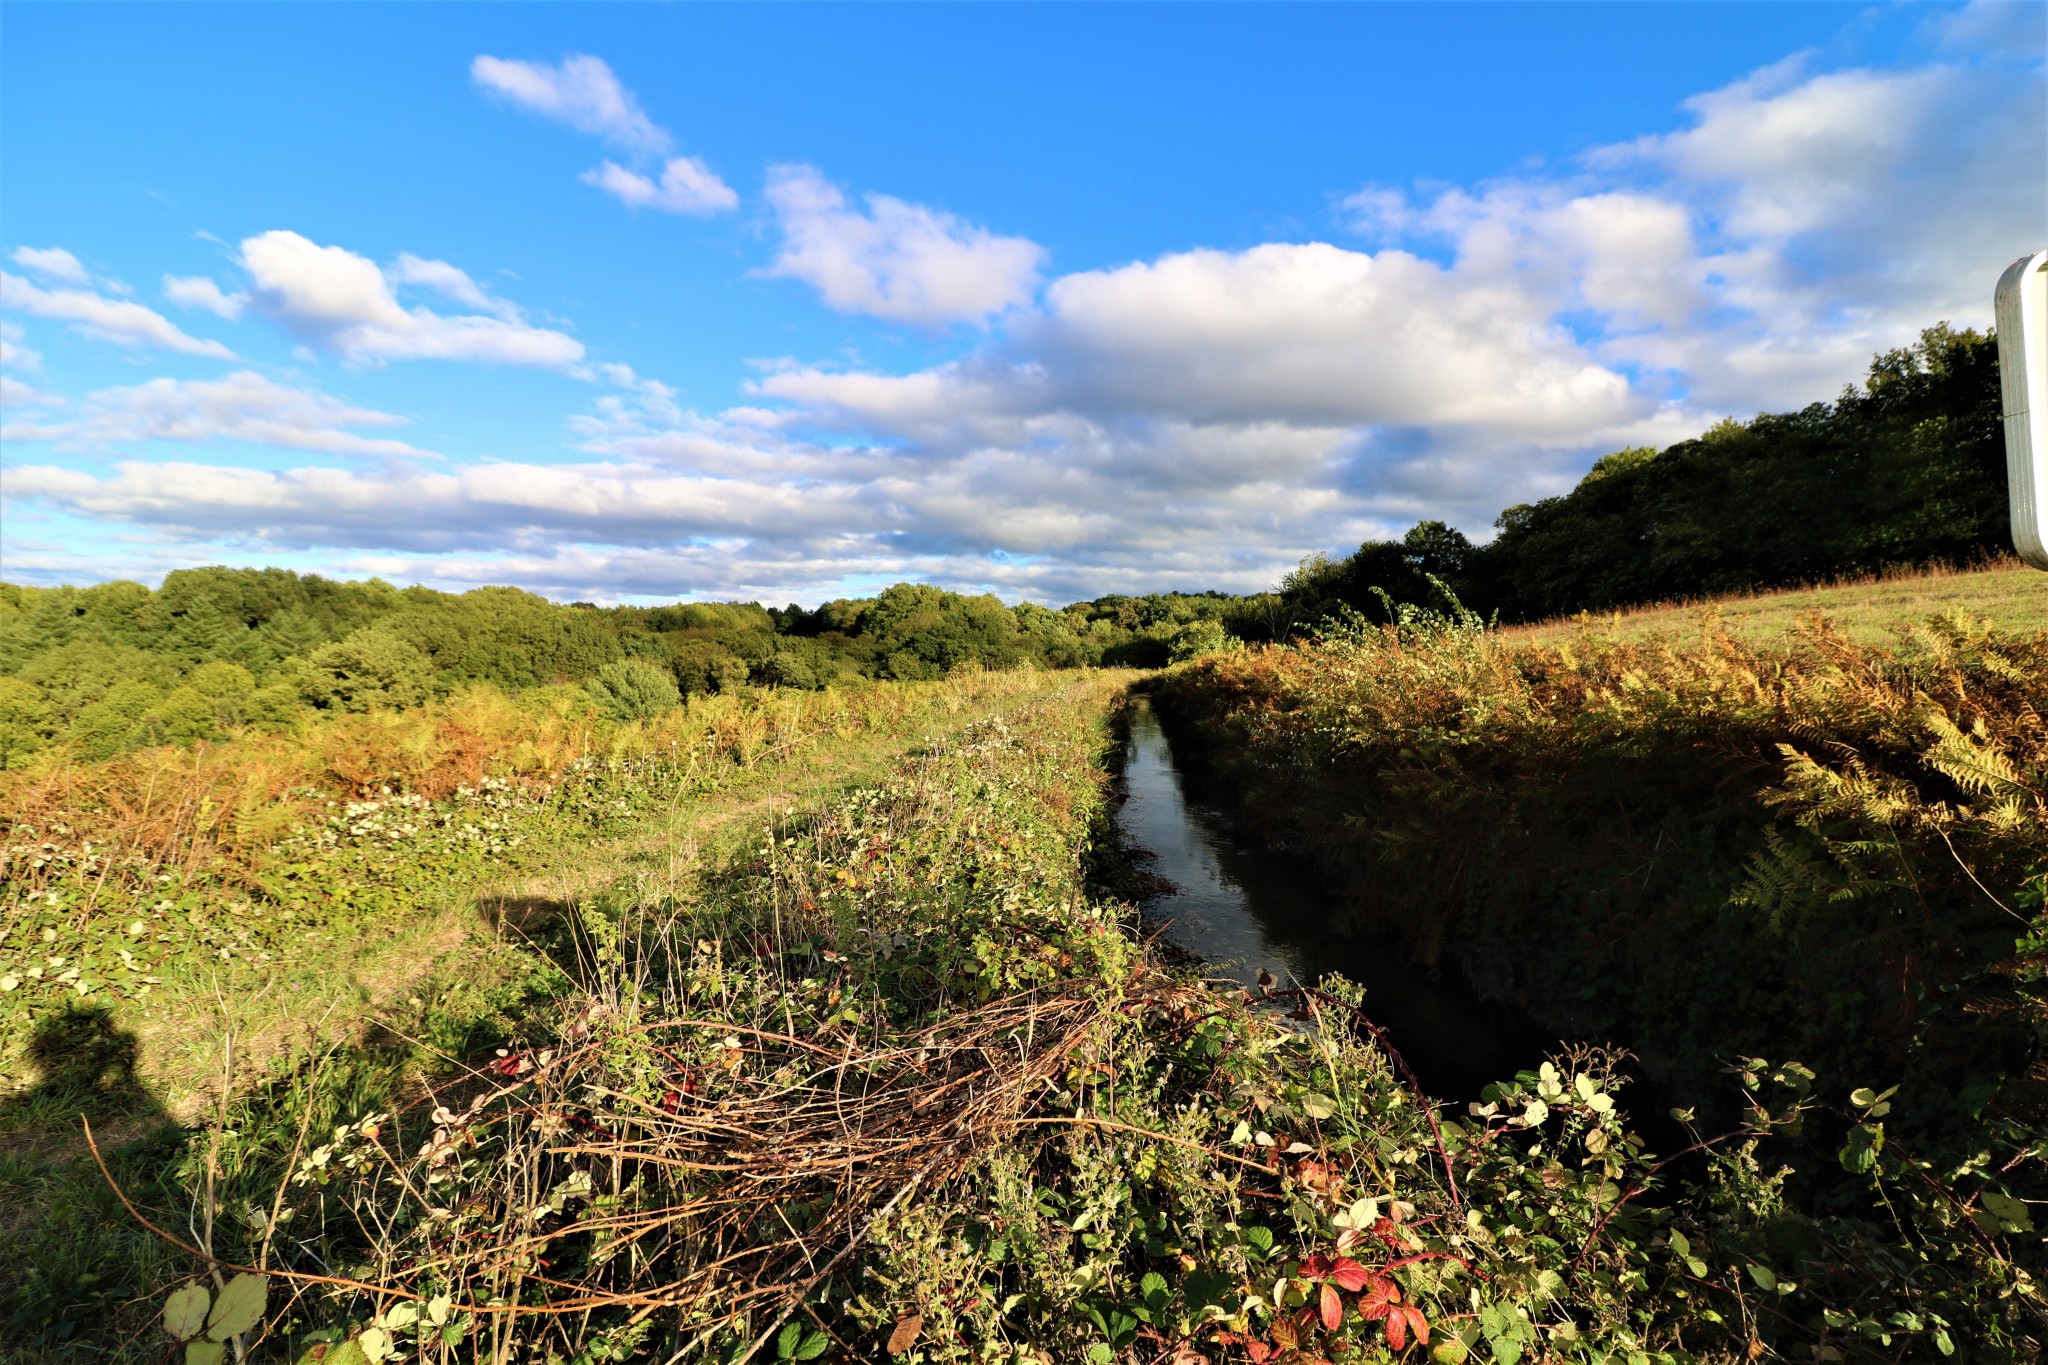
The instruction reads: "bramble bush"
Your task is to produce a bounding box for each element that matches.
[79,674,2041,1363]
[1154,601,2047,1357]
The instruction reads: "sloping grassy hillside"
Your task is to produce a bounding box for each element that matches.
[1509,558,2045,646]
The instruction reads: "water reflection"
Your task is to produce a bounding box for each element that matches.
[1118,696,1542,1098]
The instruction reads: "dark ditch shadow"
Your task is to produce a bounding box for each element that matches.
[1121,687,1695,1153]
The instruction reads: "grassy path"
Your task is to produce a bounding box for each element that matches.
[0,670,1128,1357]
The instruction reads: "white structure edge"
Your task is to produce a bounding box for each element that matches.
[1994,250,2048,571]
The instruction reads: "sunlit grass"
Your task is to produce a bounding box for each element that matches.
[1507,557,2047,646]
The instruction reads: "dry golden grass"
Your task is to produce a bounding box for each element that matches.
[1505,557,2046,646]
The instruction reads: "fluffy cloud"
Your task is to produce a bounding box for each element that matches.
[164,274,247,319]
[12,29,2041,605]
[471,53,668,153]
[473,53,738,216]
[2,370,427,458]
[1344,51,2043,413]
[0,452,874,556]
[0,321,41,371]
[10,246,89,284]
[762,166,1045,326]
[1038,244,1633,432]
[582,157,739,215]
[1,375,64,410]
[238,231,584,368]
[0,269,234,358]
[388,254,517,318]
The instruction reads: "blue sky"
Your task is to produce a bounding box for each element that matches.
[3,2,2042,605]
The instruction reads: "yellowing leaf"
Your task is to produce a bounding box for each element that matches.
[164,1283,210,1341]
[204,1272,267,1341]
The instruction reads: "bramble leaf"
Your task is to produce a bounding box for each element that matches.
[164,1284,210,1341]
[205,1272,267,1341]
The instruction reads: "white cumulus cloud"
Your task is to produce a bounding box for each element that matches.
[761,165,1045,327]
[582,157,739,215]
[388,254,519,318]
[9,246,89,284]
[473,52,738,215]
[1,375,64,410]
[163,274,247,319]
[470,53,669,154]
[237,231,584,368]
[2,370,428,458]
[0,321,42,371]
[0,270,234,358]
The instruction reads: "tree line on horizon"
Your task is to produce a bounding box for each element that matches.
[0,569,1243,767]
[0,322,2014,768]
[1282,323,2011,626]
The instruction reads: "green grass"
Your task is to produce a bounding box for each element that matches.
[0,669,1127,1358]
[7,647,2042,1363]
[1509,557,2047,646]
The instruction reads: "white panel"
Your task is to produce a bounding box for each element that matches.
[1994,250,2048,571]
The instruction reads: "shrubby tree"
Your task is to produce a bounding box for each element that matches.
[70,681,163,760]
[0,676,53,769]
[302,631,435,712]
[1165,618,1232,662]
[586,658,683,721]
[1470,324,2007,620]
[1281,325,2009,626]
[667,640,751,695]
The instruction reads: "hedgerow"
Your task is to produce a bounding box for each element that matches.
[1152,603,2047,1357]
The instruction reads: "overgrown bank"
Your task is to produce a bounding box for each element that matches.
[1152,608,2047,1351]
[7,656,2040,1362]
[0,669,1102,1351]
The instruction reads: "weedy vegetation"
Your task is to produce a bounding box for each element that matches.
[1154,598,2047,1360]
[2,554,2044,1360]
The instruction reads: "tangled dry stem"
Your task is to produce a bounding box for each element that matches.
[227,974,1239,1357]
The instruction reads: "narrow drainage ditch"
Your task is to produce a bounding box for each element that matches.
[1116,695,1550,1101]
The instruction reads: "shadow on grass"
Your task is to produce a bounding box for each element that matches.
[1,1000,172,1148]
[1,1004,184,1356]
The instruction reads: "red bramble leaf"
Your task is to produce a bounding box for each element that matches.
[1329,1258,1371,1292]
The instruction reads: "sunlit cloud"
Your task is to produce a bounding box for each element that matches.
[473,52,738,215]
[3,370,429,458]
[761,165,1045,327]
[237,230,585,368]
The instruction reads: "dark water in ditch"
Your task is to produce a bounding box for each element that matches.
[1117,696,1547,1100]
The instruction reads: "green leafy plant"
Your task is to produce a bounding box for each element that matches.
[160,1273,267,1364]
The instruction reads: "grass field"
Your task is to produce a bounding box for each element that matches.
[1,669,1130,1356]
[4,575,2044,1362]
[1508,557,2046,645]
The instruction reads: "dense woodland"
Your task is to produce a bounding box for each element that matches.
[0,321,2014,770]
[0,575,1238,767]
[1281,324,2011,624]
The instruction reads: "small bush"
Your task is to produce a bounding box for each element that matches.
[302,630,434,712]
[586,658,684,721]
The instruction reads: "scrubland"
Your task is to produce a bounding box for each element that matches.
[1155,599,2047,1361]
[3,583,2044,1365]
